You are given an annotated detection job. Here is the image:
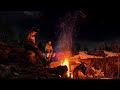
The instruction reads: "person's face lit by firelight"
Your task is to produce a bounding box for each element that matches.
[48,41,52,45]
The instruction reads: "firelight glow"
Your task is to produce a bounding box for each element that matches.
[61,58,70,77]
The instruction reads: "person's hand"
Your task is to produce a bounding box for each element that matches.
[34,45,38,48]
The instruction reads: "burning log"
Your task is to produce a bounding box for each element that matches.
[48,65,68,78]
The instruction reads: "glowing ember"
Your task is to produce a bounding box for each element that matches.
[61,58,70,77]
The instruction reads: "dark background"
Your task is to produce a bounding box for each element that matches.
[0,0,120,50]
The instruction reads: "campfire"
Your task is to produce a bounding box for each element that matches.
[49,51,74,78]
[61,58,70,77]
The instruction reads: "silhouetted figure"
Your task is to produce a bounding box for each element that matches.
[45,41,54,61]
[24,27,45,64]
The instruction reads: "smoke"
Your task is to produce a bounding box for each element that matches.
[56,11,86,53]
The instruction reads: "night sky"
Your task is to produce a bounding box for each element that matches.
[0,1,120,50]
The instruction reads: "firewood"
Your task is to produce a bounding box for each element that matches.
[48,65,68,77]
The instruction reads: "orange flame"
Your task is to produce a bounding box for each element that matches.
[61,58,70,77]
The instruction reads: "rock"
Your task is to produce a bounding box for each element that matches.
[13,72,19,76]
[0,64,6,68]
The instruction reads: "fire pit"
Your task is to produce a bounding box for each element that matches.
[49,51,81,79]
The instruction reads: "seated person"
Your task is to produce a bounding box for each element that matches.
[45,41,53,60]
